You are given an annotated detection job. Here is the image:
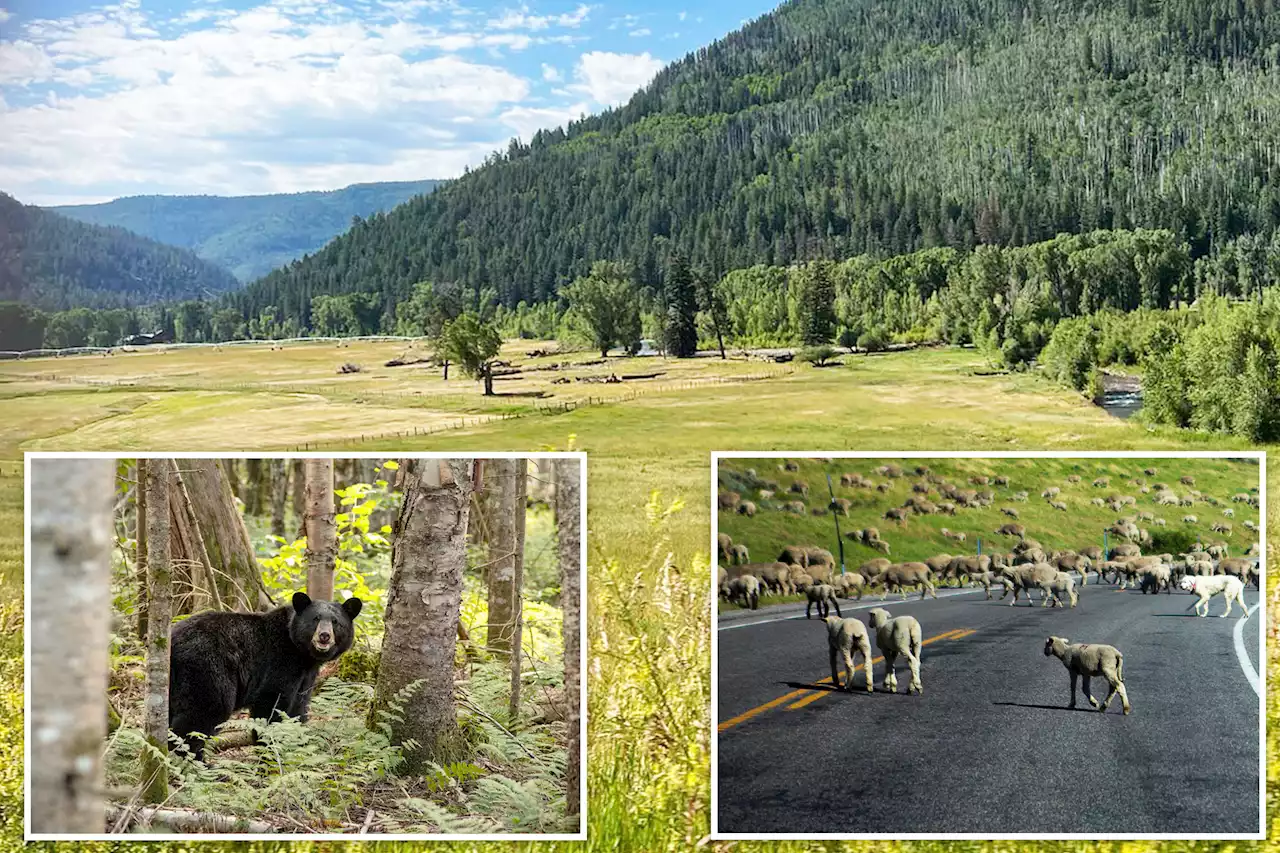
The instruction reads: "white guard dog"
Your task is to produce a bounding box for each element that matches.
[1179,574,1247,619]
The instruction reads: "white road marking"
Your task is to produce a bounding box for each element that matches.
[1232,599,1262,697]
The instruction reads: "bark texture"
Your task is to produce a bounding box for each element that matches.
[304,459,337,601]
[371,458,473,770]
[141,458,171,803]
[180,459,266,611]
[555,458,583,819]
[30,457,114,834]
[486,459,520,654]
[507,461,527,722]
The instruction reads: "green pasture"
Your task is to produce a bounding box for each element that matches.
[0,342,1275,851]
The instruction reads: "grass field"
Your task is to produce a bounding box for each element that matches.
[0,340,1276,852]
[718,457,1261,589]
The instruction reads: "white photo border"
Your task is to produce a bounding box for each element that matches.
[709,449,1266,841]
[23,450,589,842]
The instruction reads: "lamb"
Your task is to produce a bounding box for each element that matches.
[737,500,757,517]
[806,583,842,619]
[868,608,923,695]
[941,527,967,543]
[1049,571,1079,608]
[741,562,791,595]
[1043,636,1130,714]
[879,561,938,601]
[1052,552,1092,585]
[1179,574,1248,619]
[727,575,760,610]
[729,543,750,564]
[825,616,874,692]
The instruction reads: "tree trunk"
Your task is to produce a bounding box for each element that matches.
[291,459,306,535]
[555,458,582,819]
[270,459,288,539]
[304,459,337,601]
[482,364,494,396]
[371,458,473,771]
[529,457,556,507]
[29,457,113,834]
[135,459,149,639]
[223,458,241,500]
[180,459,268,611]
[142,459,171,803]
[715,325,727,360]
[244,458,264,516]
[170,468,222,614]
[507,461,527,723]
[443,359,450,380]
[486,459,520,655]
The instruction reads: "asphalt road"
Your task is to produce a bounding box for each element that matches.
[715,579,1263,835]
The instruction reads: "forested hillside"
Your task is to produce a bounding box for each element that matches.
[231,0,1280,324]
[54,180,442,282]
[0,194,241,312]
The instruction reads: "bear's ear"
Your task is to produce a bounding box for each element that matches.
[342,597,363,619]
[292,591,312,613]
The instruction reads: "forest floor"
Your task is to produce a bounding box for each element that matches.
[0,340,1277,849]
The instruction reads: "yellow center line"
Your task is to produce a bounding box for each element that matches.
[718,628,971,731]
[786,628,968,710]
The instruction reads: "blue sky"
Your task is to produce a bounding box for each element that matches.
[0,0,777,205]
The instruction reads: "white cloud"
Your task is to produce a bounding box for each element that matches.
[499,100,587,141]
[570,50,662,106]
[629,28,650,37]
[0,9,14,25]
[489,3,592,32]
[0,0,549,201]
[541,62,561,81]
[677,10,686,21]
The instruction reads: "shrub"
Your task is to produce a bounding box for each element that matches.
[798,345,839,367]
[857,328,888,353]
[836,327,858,350]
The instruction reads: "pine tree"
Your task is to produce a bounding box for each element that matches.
[795,260,837,346]
[661,254,698,358]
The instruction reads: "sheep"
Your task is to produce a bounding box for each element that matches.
[727,575,760,610]
[1211,522,1232,534]
[804,563,834,584]
[1145,467,1159,477]
[914,465,931,476]
[1218,557,1256,589]
[994,475,1009,485]
[1244,519,1257,532]
[1092,477,1110,487]
[1109,542,1141,559]
[879,561,937,601]
[737,500,757,517]
[783,501,806,514]
[1049,571,1079,607]
[717,566,729,598]
[1053,552,1092,585]
[806,583,841,619]
[830,497,851,516]
[1091,497,1107,507]
[1179,575,1247,619]
[782,461,799,472]
[825,616,874,692]
[912,481,930,494]
[718,533,734,564]
[1154,518,1167,527]
[868,609,923,694]
[778,545,810,567]
[1041,486,1061,498]
[1011,490,1030,502]
[1066,474,1082,483]
[1178,474,1194,485]
[995,522,1025,538]
[1043,636,1131,715]
[970,475,990,486]
[1137,563,1172,595]
[803,547,835,568]
[718,490,741,510]
[1049,500,1068,511]
[1232,492,1251,503]
[1080,545,1104,561]
[876,464,904,478]
[947,554,992,588]
[1222,508,1235,518]
[789,481,809,497]
[831,572,867,600]
[810,506,828,517]
[1137,510,1154,522]
[1001,507,1020,519]
[858,558,891,581]
[883,507,909,523]
[758,489,775,500]
[1000,563,1060,606]
[937,501,957,515]
[1182,514,1198,524]
[790,570,814,593]
[739,562,791,595]
[839,472,865,487]
[941,528,967,543]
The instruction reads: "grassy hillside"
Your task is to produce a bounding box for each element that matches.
[53,180,442,282]
[0,193,241,311]
[718,457,1261,575]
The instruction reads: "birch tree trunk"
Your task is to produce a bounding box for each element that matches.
[371,458,473,770]
[304,459,337,601]
[555,457,583,819]
[486,459,519,654]
[291,459,306,534]
[269,459,288,539]
[507,460,527,723]
[135,459,149,639]
[141,458,171,803]
[29,457,113,834]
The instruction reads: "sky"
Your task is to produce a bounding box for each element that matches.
[0,0,776,206]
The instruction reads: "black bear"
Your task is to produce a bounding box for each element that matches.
[168,592,362,757]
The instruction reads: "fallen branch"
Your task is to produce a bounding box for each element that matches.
[107,805,275,834]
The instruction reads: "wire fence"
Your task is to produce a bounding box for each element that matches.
[0,335,428,361]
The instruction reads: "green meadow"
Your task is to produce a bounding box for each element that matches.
[0,340,1275,851]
